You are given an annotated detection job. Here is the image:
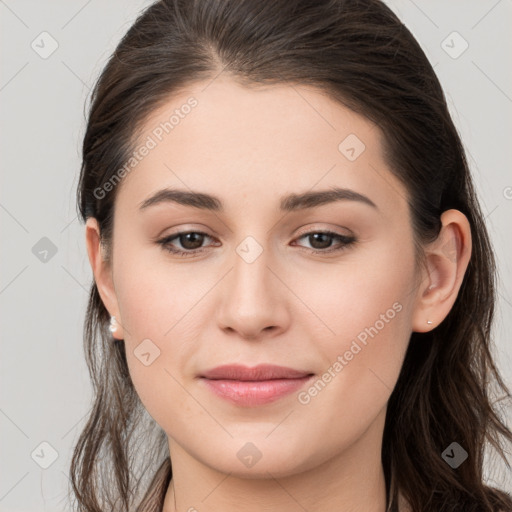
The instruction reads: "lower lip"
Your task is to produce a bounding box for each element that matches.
[201,376,313,406]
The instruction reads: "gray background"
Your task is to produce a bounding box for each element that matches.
[1,1,511,510]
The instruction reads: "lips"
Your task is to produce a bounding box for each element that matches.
[200,364,312,381]
[199,364,314,406]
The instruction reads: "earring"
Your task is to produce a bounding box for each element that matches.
[109,315,117,333]
[426,320,433,325]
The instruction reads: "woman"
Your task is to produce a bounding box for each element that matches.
[70,0,512,510]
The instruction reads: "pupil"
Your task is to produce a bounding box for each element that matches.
[310,233,331,249]
[181,232,203,249]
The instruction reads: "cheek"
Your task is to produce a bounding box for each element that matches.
[112,250,211,424]
[293,237,414,343]
[113,244,202,340]
[294,242,414,417]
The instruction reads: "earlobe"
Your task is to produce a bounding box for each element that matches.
[411,209,472,333]
[85,218,124,339]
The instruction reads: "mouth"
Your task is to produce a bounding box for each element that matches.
[198,364,315,406]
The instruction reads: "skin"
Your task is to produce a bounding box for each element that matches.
[86,76,471,512]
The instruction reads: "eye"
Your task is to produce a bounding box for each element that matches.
[292,230,357,254]
[156,231,215,257]
[155,229,357,257]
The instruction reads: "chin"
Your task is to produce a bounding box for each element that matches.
[197,435,318,479]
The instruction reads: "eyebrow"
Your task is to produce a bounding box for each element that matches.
[138,186,378,212]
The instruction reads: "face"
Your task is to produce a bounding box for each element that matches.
[88,77,427,478]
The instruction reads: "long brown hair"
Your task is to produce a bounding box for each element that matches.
[71,0,512,510]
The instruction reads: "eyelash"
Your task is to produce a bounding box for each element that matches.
[156,230,357,257]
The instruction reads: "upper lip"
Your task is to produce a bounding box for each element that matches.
[200,364,313,381]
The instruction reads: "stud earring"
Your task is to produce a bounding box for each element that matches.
[109,315,117,333]
[427,320,433,325]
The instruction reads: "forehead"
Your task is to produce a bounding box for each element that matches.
[115,77,408,218]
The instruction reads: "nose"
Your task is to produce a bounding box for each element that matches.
[216,241,291,341]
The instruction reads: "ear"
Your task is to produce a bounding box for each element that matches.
[411,209,472,333]
[85,217,124,340]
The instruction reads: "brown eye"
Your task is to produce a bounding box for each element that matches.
[175,232,206,250]
[157,231,215,256]
[156,229,356,258]
[307,232,335,250]
[293,230,356,254]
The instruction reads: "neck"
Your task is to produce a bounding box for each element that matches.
[163,408,389,512]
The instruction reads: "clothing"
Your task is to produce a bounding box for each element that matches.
[136,457,172,512]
